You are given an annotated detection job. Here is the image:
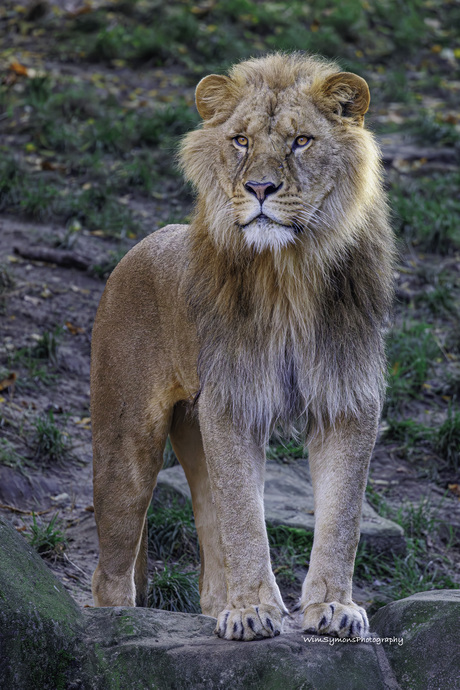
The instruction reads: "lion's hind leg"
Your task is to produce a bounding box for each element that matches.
[169,401,227,618]
[92,408,171,608]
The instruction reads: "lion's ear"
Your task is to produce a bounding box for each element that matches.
[319,72,370,125]
[195,74,231,120]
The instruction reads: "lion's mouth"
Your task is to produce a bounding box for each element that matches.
[241,213,293,230]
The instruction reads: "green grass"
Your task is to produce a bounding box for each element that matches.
[148,564,201,613]
[436,404,460,474]
[0,438,30,472]
[9,328,62,387]
[385,323,440,411]
[408,111,460,147]
[355,496,459,605]
[267,439,305,461]
[390,174,460,254]
[147,498,199,562]
[267,524,313,586]
[32,410,71,464]
[55,0,443,72]
[23,512,67,561]
[383,417,434,447]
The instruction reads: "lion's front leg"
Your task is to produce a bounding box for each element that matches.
[198,390,287,641]
[300,406,379,638]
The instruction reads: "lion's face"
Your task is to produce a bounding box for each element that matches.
[214,88,341,252]
[181,54,375,255]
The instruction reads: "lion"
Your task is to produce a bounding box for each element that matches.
[90,53,394,641]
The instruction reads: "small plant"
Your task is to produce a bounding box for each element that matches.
[415,284,457,317]
[436,404,460,474]
[0,438,29,472]
[31,327,62,364]
[0,263,15,313]
[355,496,459,604]
[365,481,391,519]
[383,418,435,458]
[267,524,313,586]
[32,410,71,463]
[266,438,305,460]
[390,173,460,254]
[147,498,199,562]
[23,512,67,560]
[148,564,200,613]
[385,323,439,411]
[0,263,15,293]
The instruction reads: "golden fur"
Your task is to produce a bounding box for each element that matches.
[91,53,394,641]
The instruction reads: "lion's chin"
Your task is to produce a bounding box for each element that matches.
[241,217,296,253]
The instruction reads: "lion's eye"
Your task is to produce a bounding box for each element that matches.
[293,135,313,149]
[234,135,248,147]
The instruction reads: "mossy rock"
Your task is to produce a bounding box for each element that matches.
[370,590,460,690]
[0,516,85,689]
[1,516,458,689]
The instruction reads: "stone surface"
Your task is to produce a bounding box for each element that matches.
[82,607,387,690]
[370,590,460,690]
[157,459,406,555]
[0,517,459,689]
[0,516,87,689]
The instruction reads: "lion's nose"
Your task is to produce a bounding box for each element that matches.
[244,180,282,202]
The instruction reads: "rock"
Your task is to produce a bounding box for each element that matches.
[370,590,460,690]
[0,517,458,689]
[0,516,86,690]
[157,459,406,556]
[82,607,386,690]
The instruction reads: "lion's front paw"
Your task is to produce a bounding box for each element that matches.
[302,602,368,638]
[215,604,283,641]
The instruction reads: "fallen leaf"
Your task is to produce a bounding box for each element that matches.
[0,372,17,392]
[68,4,93,17]
[448,484,460,498]
[65,321,85,335]
[9,61,28,76]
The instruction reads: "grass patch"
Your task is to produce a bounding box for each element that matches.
[267,439,305,461]
[32,410,71,464]
[148,564,201,613]
[267,524,313,586]
[385,323,439,411]
[436,404,460,474]
[23,512,67,561]
[356,494,459,605]
[147,498,199,562]
[408,111,460,147]
[0,438,31,472]
[391,174,460,254]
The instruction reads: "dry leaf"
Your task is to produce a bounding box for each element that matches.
[0,372,16,392]
[448,484,460,498]
[10,61,29,76]
[65,320,85,335]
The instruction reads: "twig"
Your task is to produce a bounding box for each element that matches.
[13,246,91,271]
[0,503,53,516]
[63,552,88,578]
